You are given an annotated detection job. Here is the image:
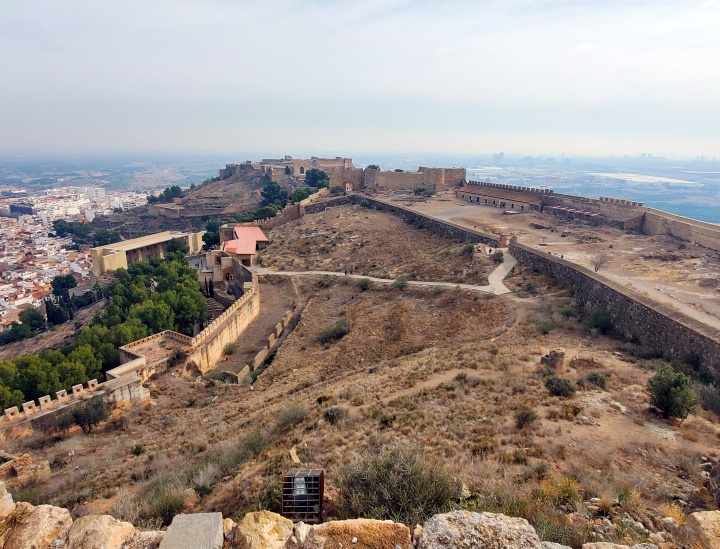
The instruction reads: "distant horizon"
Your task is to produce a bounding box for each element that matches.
[0,150,718,163]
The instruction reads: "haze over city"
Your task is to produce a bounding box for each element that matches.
[1,0,719,157]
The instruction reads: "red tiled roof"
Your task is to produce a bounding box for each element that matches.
[223,239,257,255]
[233,226,268,242]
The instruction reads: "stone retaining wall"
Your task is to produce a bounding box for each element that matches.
[509,243,720,374]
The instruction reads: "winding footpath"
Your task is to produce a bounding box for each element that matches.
[252,252,517,295]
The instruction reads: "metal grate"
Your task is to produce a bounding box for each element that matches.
[281,469,324,523]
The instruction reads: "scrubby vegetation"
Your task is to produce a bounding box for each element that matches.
[337,447,457,526]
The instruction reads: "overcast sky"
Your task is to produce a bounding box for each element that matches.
[1,0,718,157]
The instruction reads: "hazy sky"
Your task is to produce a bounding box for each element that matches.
[1,0,719,157]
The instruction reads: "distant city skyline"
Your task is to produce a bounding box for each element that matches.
[1,1,719,157]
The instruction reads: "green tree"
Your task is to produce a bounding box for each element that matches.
[51,274,78,300]
[167,237,190,255]
[305,168,330,188]
[202,231,220,251]
[66,344,103,381]
[92,229,122,247]
[366,164,380,170]
[0,385,24,411]
[72,398,110,435]
[18,308,45,331]
[128,300,175,334]
[288,188,310,203]
[260,182,288,206]
[46,299,69,325]
[13,355,62,401]
[647,363,697,421]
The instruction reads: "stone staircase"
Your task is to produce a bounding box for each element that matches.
[205,298,224,321]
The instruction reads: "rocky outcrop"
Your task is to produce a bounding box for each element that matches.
[66,514,136,549]
[677,511,720,549]
[233,511,294,549]
[417,510,543,549]
[290,518,412,549]
[0,481,15,519]
[1,502,72,549]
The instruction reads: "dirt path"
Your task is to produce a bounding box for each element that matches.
[411,195,720,332]
[251,254,517,295]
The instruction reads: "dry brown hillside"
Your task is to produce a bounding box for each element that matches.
[4,207,720,548]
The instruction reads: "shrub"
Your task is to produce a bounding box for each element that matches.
[168,348,189,367]
[462,243,475,255]
[359,199,370,208]
[206,371,238,384]
[317,318,350,344]
[337,446,457,526]
[514,407,538,429]
[582,310,612,334]
[132,444,145,456]
[393,275,409,290]
[356,278,372,291]
[142,491,184,526]
[491,251,504,264]
[323,406,347,425]
[277,405,307,430]
[537,319,557,335]
[695,383,720,416]
[545,376,576,398]
[559,305,576,318]
[586,372,607,390]
[72,398,110,435]
[647,363,697,421]
[222,343,238,356]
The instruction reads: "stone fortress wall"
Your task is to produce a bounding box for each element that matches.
[509,243,720,373]
[2,263,261,426]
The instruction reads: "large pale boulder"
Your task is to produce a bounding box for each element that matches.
[582,544,630,549]
[233,511,294,549]
[0,481,15,519]
[417,511,543,549]
[67,514,136,549]
[542,543,572,549]
[677,511,720,549]
[290,518,412,549]
[2,502,72,549]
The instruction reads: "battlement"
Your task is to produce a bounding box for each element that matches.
[467,181,555,195]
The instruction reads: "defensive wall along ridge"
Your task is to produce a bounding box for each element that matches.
[509,243,720,373]
[303,194,503,246]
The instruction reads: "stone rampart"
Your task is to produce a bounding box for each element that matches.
[642,208,720,251]
[187,286,261,373]
[249,309,295,371]
[509,243,720,374]
[3,374,148,426]
[304,195,499,245]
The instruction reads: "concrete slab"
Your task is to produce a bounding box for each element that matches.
[159,513,224,549]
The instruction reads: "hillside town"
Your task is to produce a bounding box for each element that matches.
[0,185,154,326]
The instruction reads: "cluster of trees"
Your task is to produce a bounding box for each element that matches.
[146,185,184,204]
[305,168,330,188]
[200,180,325,251]
[52,220,122,248]
[0,252,208,408]
[0,275,109,347]
[0,308,47,346]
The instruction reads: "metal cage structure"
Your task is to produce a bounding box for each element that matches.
[281,469,324,523]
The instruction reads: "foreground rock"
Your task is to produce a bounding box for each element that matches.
[677,511,720,549]
[159,512,224,549]
[0,481,15,519]
[1,502,72,549]
[291,518,412,549]
[66,514,136,549]
[233,511,294,549]
[417,510,543,549]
